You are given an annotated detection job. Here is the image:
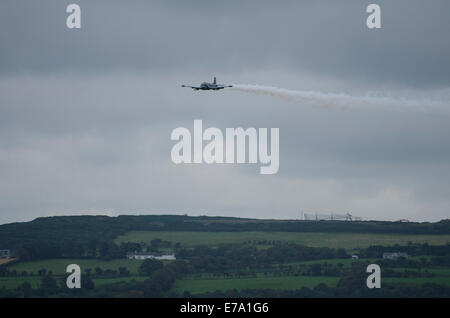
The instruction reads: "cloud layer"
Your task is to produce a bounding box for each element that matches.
[0,1,450,224]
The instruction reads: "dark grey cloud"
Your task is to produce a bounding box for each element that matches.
[0,1,450,224]
[1,1,449,87]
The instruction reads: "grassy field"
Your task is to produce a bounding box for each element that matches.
[7,258,144,276]
[0,277,42,289]
[114,231,450,250]
[384,276,450,286]
[0,275,148,289]
[173,276,340,294]
[0,270,341,292]
[173,274,450,295]
[2,230,449,294]
[3,257,450,292]
[92,276,148,287]
[3,270,449,291]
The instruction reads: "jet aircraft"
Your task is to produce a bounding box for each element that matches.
[181,77,232,91]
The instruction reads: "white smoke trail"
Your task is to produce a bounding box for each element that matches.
[231,84,450,113]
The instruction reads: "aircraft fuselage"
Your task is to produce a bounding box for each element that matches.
[181,77,232,91]
[199,82,224,90]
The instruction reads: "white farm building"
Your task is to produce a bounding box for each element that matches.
[126,252,176,260]
[382,252,408,260]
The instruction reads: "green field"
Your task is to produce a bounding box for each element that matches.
[173,276,340,294]
[3,269,449,292]
[2,230,449,294]
[174,274,450,295]
[3,256,450,292]
[0,271,341,292]
[7,258,144,276]
[0,277,42,289]
[2,258,147,290]
[115,231,450,250]
[384,276,450,286]
[284,258,375,268]
[92,276,148,287]
[0,275,148,289]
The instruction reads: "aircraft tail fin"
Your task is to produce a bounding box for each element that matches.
[213,77,217,84]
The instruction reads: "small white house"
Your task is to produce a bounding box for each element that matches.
[0,249,11,258]
[126,252,176,260]
[382,252,408,260]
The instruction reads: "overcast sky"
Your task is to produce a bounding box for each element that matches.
[1,0,450,224]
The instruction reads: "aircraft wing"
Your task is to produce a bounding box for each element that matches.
[181,85,201,90]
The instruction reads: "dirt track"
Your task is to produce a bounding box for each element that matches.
[0,258,16,265]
